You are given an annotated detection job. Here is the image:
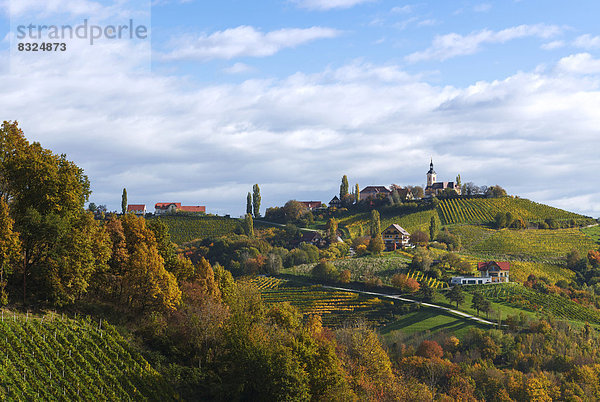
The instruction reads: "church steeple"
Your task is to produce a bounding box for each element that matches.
[426,158,437,187]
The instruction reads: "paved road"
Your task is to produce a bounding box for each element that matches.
[323,285,500,326]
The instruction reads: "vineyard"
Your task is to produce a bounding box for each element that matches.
[467,227,597,262]
[469,283,600,324]
[582,225,600,245]
[437,197,588,226]
[147,215,241,244]
[343,208,439,238]
[0,312,174,401]
[249,277,402,327]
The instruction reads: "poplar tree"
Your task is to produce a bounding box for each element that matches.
[252,184,261,218]
[244,213,254,237]
[370,210,381,238]
[429,215,438,241]
[246,192,252,215]
[121,188,127,215]
[355,183,360,203]
[340,175,349,200]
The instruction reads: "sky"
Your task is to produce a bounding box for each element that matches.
[1,0,599,218]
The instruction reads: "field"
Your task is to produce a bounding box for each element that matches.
[0,312,174,401]
[437,197,588,226]
[582,225,600,245]
[466,227,597,262]
[284,253,444,288]
[470,283,600,324]
[147,215,241,244]
[249,277,402,327]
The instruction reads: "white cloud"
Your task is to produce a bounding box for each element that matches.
[407,24,562,62]
[2,41,600,217]
[557,53,600,75]
[541,40,565,50]
[573,34,600,49]
[473,3,492,12]
[391,5,412,14]
[223,62,255,74]
[294,0,374,11]
[161,26,341,61]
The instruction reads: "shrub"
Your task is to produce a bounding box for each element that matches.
[311,260,338,281]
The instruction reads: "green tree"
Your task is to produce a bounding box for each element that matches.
[0,200,21,305]
[355,183,360,203]
[456,174,462,190]
[494,212,507,229]
[340,175,349,200]
[244,213,254,237]
[418,282,435,302]
[471,291,487,316]
[246,192,252,215]
[312,260,338,281]
[252,184,261,217]
[148,218,177,271]
[121,188,127,215]
[446,285,465,308]
[429,215,438,242]
[370,210,381,238]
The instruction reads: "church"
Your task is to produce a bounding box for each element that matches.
[424,159,461,197]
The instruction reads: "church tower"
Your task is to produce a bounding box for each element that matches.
[426,158,436,187]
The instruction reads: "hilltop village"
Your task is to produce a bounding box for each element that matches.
[3,122,600,401]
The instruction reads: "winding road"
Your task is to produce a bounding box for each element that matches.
[323,285,501,327]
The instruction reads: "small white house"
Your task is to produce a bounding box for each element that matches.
[450,261,510,286]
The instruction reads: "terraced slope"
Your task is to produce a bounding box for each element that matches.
[249,277,400,327]
[437,197,588,225]
[0,313,175,401]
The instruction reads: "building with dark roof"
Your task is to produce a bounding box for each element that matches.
[359,186,391,201]
[424,159,461,197]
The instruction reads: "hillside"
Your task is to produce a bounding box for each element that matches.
[340,196,592,239]
[437,197,588,225]
[0,313,175,401]
[147,215,241,244]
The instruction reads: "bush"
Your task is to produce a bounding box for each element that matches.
[311,261,338,281]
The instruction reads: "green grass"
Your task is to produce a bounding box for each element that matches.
[381,308,488,337]
[582,225,600,245]
[466,283,600,324]
[0,312,174,401]
[147,215,241,244]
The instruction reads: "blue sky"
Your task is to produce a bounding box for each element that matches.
[1,0,600,217]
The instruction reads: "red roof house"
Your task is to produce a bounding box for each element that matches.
[127,204,147,216]
[477,261,510,283]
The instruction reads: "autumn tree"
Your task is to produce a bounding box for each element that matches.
[252,184,261,217]
[355,183,360,203]
[244,213,255,237]
[410,230,429,247]
[123,243,181,311]
[0,200,21,304]
[391,273,420,293]
[121,188,127,214]
[416,340,443,359]
[326,218,339,243]
[370,210,381,238]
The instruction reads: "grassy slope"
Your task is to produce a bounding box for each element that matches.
[147,215,241,244]
[437,197,589,225]
[0,313,174,401]
[582,225,600,245]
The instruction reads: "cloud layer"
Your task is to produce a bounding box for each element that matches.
[407,24,562,62]
[3,39,600,217]
[162,26,341,61]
